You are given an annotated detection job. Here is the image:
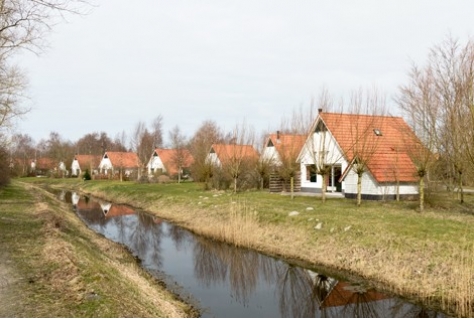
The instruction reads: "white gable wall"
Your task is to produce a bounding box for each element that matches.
[299,131,347,192]
[99,157,113,174]
[206,152,221,167]
[261,145,281,166]
[71,160,81,175]
[147,155,166,175]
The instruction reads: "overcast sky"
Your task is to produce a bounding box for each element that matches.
[16,0,474,146]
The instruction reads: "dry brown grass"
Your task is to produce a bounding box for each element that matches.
[0,182,196,317]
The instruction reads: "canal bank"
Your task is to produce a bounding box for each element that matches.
[0,182,197,317]
[19,178,474,317]
[52,188,442,317]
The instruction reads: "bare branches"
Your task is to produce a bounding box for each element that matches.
[0,62,28,139]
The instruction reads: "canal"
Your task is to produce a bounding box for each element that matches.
[55,189,442,318]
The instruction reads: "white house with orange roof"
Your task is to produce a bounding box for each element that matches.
[98,151,141,179]
[298,110,422,199]
[261,131,307,192]
[206,144,259,168]
[261,131,307,167]
[146,148,194,178]
[71,154,101,177]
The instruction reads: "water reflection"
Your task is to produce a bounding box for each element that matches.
[57,190,442,318]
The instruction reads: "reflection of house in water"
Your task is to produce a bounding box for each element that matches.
[99,202,112,215]
[72,192,80,209]
[320,280,390,317]
[101,204,136,218]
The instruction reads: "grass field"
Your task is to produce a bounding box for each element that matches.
[17,177,474,317]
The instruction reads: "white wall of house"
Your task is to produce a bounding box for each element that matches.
[261,144,281,166]
[299,130,347,192]
[98,157,113,174]
[344,169,418,198]
[147,155,166,175]
[71,160,81,176]
[206,152,221,167]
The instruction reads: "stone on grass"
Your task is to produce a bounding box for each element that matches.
[344,225,352,232]
[306,207,314,211]
[288,211,300,216]
[314,222,323,230]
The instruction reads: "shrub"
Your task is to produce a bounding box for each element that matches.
[83,169,91,181]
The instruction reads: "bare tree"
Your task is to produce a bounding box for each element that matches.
[151,115,163,148]
[0,63,28,139]
[396,36,463,210]
[0,0,91,185]
[113,130,128,152]
[346,88,387,206]
[255,129,272,190]
[168,125,189,183]
[189,120,224,187]
[9,132,35,176]
[215,121,257,193]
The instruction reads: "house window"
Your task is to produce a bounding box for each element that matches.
[306,165,317,183]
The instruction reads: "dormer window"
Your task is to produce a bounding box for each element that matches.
[267,140,274,147]
[373,129,382,136]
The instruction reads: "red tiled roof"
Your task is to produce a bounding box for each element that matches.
[104,152,141,169]
[153,148,194,175]
[321,281,389,308]
[211,144,259,165]
[34,158,56,170]
[267,133,306,161]
[74,155,101,169]
[105,204,136,218]
[319,112,423,183]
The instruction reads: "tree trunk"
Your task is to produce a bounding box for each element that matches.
[419,176,424,212]
[396,179,400,201]
[234,177,237,193]
[357,173,362,207]
[290,176,294,200]
[459,171,464,204]
[321,174,327,203]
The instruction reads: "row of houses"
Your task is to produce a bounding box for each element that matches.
[206,110,423,200]
[17,111,425,200]
[71,148,194,179]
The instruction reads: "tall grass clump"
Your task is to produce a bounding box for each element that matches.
[439,239,474,317]
[215,197,261,248]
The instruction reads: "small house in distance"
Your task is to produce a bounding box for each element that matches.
[260,131,307,192]
[206,143,259,167]
[146,148,194,180]
[98,151,141,180]
[31,157,67,177]
[206,143,259,191]
[71,154,101,177]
